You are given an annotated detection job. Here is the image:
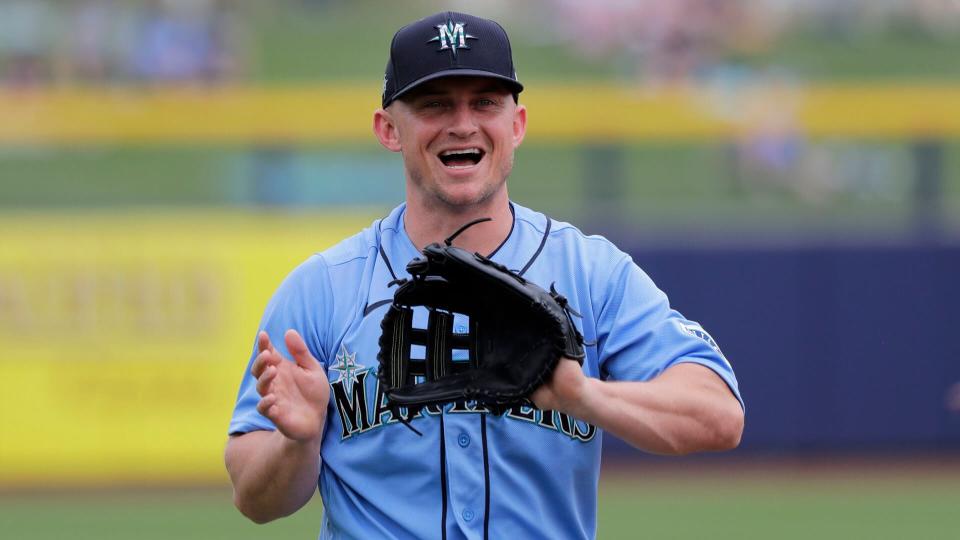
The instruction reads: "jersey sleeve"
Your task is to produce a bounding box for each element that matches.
[594,255,743,410]
[228,254,334,435]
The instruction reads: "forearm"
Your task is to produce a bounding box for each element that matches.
[225,430,322,523]
[571,364,743,455]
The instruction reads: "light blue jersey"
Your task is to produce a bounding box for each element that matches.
[230,202,742,539]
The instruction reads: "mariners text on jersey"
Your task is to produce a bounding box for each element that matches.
[327,345,598,443]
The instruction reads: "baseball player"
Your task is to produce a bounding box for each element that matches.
[225,11,744,539]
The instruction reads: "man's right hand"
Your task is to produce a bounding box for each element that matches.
[251,329,330,443]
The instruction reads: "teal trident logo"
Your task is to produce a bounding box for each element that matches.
[429,21,477,58]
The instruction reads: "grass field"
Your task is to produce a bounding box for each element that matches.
[2,461,958,540]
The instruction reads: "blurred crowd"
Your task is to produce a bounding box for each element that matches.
[539,0,959,84]
[0,0,244,87]
[2,0,956,88]
[523,0,955,208]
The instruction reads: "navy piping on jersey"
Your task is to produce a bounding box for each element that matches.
[363,299,393,317]
[518,214,551,277]
[361,219,400,316]
[482,202,516,259]
[481,413,491,540]
[377,217,400,281]
[439,414,449,540]
[379,243,399,281]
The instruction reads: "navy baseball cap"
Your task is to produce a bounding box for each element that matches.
[382,11,524,108]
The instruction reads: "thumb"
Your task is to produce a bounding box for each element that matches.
[285,329,318,371]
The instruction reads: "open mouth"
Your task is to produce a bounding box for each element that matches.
[438,148,485,169]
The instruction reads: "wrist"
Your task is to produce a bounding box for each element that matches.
[276,427,324,452]
[566,376,605,423]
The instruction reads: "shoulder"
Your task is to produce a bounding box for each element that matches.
[513,203,631,272]
[275,217,384,298]
[318,222,380,268]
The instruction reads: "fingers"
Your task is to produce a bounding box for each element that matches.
[251,347,281,379]
[285,329,319,371]
[256,393,277,418]
[257,331,276,354]
[252,329,319,380]
[255,365,278,396]
[252,331,280,378]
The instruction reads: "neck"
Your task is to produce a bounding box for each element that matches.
[404,192,513,255]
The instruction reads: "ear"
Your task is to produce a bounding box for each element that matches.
[373,108,402,152]
[512,103,527,148]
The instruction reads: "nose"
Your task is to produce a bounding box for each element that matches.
[447,103,478,138]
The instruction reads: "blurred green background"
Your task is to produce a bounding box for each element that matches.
[2,0,959,538]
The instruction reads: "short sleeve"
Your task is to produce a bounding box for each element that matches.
[228,254,334,435]
[595,255,743,410]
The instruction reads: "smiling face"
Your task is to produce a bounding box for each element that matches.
[373,76,527,211]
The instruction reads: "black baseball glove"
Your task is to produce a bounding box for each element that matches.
[378,218,585,418]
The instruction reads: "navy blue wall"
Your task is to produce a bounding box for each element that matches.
[603,243,960,456]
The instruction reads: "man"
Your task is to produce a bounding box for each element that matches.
[225,11,743,539]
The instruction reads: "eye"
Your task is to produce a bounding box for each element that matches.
[477,98,496,107]
[421,100,443,109]
[413,99,445,112]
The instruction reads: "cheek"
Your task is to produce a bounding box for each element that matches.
[490,128,516,156]
[398,131,433,163]
[492,120,517,146]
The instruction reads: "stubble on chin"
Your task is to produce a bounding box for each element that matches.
[409,155,514,211]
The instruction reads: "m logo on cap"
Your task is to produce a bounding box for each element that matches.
[429,21,476,58]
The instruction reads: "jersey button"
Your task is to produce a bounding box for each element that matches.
[462,509,475,522]
[457,433,470,448]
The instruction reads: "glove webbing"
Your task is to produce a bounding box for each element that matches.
[387,307,479,389]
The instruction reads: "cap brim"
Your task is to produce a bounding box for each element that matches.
[384,69,524,107]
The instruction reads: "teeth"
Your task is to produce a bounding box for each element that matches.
[440,148,481,157]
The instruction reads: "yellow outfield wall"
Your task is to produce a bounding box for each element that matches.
[1,83,959,144]
[0,211,377,487]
